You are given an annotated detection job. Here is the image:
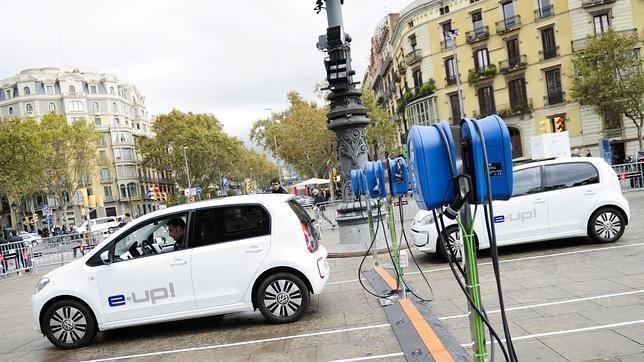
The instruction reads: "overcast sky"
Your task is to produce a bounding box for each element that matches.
[2,0,411,144]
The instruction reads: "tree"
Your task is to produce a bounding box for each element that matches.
[250,92,336,178]
[0,118,45,230]
[570,29,644,150]
[39,113,101,227]
[362,89,399,159]
[139,109,278,196]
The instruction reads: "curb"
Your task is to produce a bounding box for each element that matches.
[326,242,411,258]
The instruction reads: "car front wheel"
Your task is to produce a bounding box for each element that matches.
[588,207,625,243]
[256,272,310,323]
[438,225,464,262]
[42,299,97,349]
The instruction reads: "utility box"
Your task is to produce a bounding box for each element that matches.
[530,132,571,159]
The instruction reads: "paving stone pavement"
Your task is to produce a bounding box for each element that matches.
[0,192,643,361]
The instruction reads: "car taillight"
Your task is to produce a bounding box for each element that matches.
[301,223,317,253]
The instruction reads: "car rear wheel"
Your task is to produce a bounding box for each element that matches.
[256,272,310,323]
[43,299,96,349]
[438,225,464,262]
[588,207,625,243]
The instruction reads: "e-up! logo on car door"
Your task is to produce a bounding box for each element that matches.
[108,282,176,307]
[494,209,537,223]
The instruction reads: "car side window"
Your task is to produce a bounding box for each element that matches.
[112,213,188,262]
[544,163,599,191]
[189,205,270,248]
[512,167,542,197]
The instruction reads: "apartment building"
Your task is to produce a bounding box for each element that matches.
[364,0,643,161]
[0,67,172,228]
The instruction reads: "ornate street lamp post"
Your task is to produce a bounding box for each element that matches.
[315,0,385,246]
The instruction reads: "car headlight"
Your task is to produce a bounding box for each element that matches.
[418,214,435,226]
[33,277,50,295]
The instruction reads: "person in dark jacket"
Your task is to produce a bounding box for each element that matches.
[270,179,288,194]
[313,189,336,227]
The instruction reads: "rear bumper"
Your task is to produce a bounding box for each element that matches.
[309,245,329,294]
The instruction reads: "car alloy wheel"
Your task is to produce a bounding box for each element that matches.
[438,225,464,262]
[589,207,625,243]
[256,272,310,323]
[49,306,87,344]
[264,279,302,318]
[43,300,96,349]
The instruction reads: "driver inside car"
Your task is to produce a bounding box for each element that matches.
[167,217,185,251]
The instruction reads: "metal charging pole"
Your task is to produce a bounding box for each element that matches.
[364,195,378,267]
[387,199,405,298]
[452,128,486,361]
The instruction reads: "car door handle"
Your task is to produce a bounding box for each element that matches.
[533,198,545,204]
[584,190,596,195]
[246,246,264,253]
[170,259,187,266]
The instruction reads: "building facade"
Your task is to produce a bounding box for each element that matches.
[0,67,172,229]
[364,0,643,162]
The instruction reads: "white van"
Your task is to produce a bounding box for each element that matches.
[31,194,329,349]
[76,217,120,234]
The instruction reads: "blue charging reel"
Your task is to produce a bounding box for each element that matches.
[387,157,409,196]
[351,169,366,197]
[461,115,513,203]
[364,160,387,198]
[407,121,457,210]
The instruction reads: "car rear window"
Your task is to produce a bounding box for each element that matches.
[288,200,319,242]
[544,162,599,191]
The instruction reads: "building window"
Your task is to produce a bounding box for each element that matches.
[6,90,12,99]
[442,22,453,48]
[69,100,84,112]
[449,94,461,124]
[502,1,516,25]
[508,77,528,109]
[472,11,484,35]
[48,102,56,111]
[444,57,457,84]
[92,102,100,112]
[439,5,450,15]
[120,184,127,198]
[46,85,54,94]
[104,186,113,199]
[97,134,107,147]
[69,85,76,93]
[112,102,118,113]
[25,103,34,113]
[474,48,490,70]
[112,118,120,126]
[537,0,553,18]
[477,86,496,117]
[99,150,107,159]
[100,168,111,181]
[109,86,115,94]
[23,86,30,95]
[409,34,417,50]
[90,85,97,94]
[508,127,523,159]
[94,117,102,126]
[128,183,138,198]
[506,38,521,67]
[8,107,13,115]
[412,68,423,92]
[593,13,610,34]
[545,68,563,105]
[541,27,557,59]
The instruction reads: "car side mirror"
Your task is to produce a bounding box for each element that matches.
[100,250,112,265]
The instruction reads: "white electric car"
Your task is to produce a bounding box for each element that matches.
[31,195,329,349]
[411,158,630,260]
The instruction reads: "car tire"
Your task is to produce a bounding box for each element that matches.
[437,225,465,262]
[42,299,97,349]
[256,272,310,324]
[588,207,625,243]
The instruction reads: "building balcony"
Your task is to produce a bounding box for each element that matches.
[572,28,637,52]
[440,39,455,51]
[499,55,527,74]
[104,195,115,203]
[582,0,616,8]
[445,75,458,86]
[534,5,555,20]
[397,63,407,76]
[496,99,534,118]
[539,46,560,61]
[100,177,113,184]
[544,91,565,106]
[404,49,422,66]
[466,26,489,44]
[468,64,497,83]
[496,15,521,34]
[603,127,625,139]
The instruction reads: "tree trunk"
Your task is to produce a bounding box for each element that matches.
[637,122,643,151]
[62,202,69,229]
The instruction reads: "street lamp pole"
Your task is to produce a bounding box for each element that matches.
[264,108,282,185]
[182,146,191,202]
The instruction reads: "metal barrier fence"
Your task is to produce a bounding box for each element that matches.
[612,162,644,192]
[0,231,107,278]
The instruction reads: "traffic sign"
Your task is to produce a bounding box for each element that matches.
[195,187,202,194]
[42,205,49,214]
[46,215,53,222]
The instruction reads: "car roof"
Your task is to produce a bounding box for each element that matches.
[135,194,294,222]
[514,157,607,171]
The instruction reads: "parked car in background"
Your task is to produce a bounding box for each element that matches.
[76,217,120,234]
[18,231,42,246]
[411,158,630,261]
[293,195,315,208]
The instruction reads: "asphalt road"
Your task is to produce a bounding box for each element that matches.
[1,192,643,361]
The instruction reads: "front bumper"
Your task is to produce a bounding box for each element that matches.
[410,228,436,254]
